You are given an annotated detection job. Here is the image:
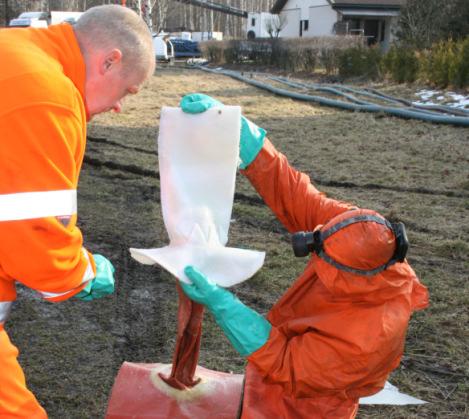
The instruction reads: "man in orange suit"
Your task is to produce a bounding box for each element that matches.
[179,94,429,418]
[0,5,154,417]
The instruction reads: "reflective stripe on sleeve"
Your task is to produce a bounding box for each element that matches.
[0,190,77,222]
[0,301,13,324]
[38,249,95,301]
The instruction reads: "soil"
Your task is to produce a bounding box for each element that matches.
[7,65,469,418]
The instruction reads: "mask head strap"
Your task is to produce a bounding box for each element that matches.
[291,215,409,276]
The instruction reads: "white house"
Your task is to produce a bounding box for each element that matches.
[270,0,406,50]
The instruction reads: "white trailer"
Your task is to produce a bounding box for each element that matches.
[246,12,283,39]
[191,31,223,42]
[153,34,175,62]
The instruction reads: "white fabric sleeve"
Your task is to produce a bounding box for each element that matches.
[130,106,265,287]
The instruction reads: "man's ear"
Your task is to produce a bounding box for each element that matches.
[101,49,123,74]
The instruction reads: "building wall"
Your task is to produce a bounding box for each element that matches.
[280,0,330,20]
[280,8,301,37]
[246,12,280,38]
[307,4,337,36]
[388,16,399,43]
[276,0,400,47]
[279,0,335,38]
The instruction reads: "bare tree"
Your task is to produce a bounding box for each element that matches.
[444,0,469,40]
[265,13,286,38]
[397,0,453,47]
[1,0,277,36]
[151,0,170,32]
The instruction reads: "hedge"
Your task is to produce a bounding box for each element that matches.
[199,36,469,87]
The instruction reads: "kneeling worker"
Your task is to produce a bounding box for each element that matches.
[178,94,429,418]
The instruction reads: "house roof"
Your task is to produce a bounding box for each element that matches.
[271,0,406,14]
[332,0,405,8]
[271,0,290,14]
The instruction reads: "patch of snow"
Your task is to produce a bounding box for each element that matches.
[415,89,469,110]
[412,101,437,106]
[416,90,439,100]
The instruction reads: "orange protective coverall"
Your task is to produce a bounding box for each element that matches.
[0,25,95,418]
[240,139,429,418]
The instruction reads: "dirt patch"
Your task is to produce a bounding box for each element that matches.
[8,66,468,418]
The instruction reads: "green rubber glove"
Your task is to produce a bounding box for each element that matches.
[180,93,266,169]
[180,265,272,357]
[75,254,115,301]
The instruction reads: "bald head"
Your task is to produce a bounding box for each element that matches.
[74,5,155,80]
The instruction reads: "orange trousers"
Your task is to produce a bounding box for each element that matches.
[0,326,47,418]
[241,362,359,419]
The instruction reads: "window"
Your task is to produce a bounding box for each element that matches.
[251,18,256,27]
[303,20,309,31]
[344,18,363,35]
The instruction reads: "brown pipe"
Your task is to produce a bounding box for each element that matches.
[159,282,205,389]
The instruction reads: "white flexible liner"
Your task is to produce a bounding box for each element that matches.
[130,106,265,287]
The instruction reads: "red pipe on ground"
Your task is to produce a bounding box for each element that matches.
[106,284,244,418]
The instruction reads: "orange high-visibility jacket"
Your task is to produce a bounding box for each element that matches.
[0,24,95,311]
[240,139,429,418]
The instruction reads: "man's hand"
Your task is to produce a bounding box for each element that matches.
[75,254,115,301]
[180,266,271,356]
[179,93,223,114]
[180,93,266,169]
[179,265,224,309]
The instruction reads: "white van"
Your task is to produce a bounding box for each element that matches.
[50,11,83,25]
[152,34,174,62]
[9,11,50,28]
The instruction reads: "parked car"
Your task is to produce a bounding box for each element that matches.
[9,11,50,28]
[170,38,201,58]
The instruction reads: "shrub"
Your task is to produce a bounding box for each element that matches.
[199,36,469,87]
[277,42,317,72]
[249,40,273,65]
[280,36,363,73]
[200,36,364,73]
[450,37,469,87]
[223,40,245,64]
[199,40,224,64]
[425,40,454,87]
[301,46,318,72]
[392,37,469,88]
[382,46,420,83]
[418,37,469,88]
[319,48,340,75]
[338,46,382,79]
